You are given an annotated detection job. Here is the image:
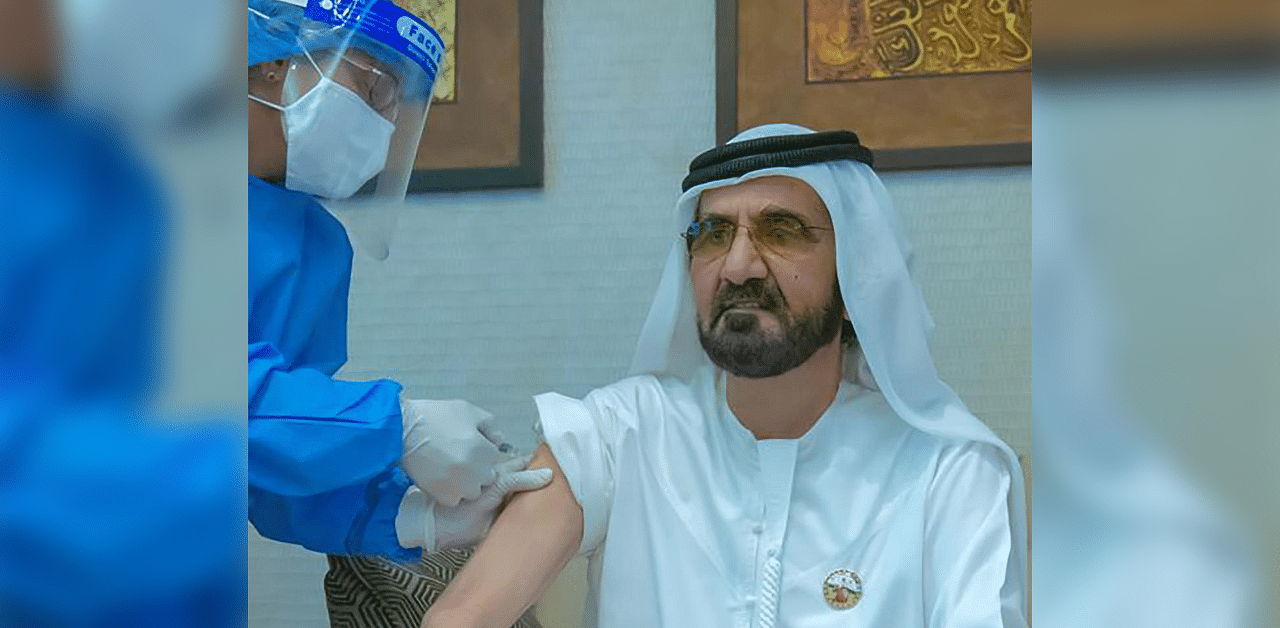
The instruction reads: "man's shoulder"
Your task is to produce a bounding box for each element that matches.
[581,372,700,410]
[927,438,1015,491]
[833,391,1012,471]
[836,385,1014,470]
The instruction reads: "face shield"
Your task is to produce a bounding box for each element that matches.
[249,0,444,259]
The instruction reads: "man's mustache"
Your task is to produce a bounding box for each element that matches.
[712,279,787,323]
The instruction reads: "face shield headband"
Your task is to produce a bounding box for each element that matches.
[250,0,445,260]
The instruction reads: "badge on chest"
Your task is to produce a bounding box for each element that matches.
[822,569,863,610]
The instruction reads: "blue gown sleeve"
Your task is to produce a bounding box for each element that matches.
[248,341,420,561]
[0,403,244,628]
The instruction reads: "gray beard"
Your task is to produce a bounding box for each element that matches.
[698,283,844,378]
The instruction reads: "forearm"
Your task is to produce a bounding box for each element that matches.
[248,342,404,496]
[422,444,584,628]
[249,467,418,560]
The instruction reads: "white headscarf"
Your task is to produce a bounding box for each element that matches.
[628,123,1027,616]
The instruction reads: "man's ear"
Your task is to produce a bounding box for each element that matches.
[840,306,856,346]
[248,59,287,84]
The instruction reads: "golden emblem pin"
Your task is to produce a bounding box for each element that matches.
[822,569,863,610]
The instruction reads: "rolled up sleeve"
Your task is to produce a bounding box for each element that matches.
[534,393,615,555]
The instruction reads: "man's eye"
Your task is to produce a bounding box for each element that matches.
[708,223,734,241]
[761,217,807,242]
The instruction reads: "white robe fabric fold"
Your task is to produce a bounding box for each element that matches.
[533,123,1026,628]
[537,367,1019,628]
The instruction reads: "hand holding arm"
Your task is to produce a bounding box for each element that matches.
[401,399,508,506]
[421,444,584,628]
[396,454,553,551]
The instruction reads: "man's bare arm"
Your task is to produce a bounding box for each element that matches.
[421,444,584,628]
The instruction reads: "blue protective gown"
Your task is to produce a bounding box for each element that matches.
[247,175,417,561]
[0,88,242,628]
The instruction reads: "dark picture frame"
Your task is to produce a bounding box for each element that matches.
[716,0,1031,170]
[407,0,543,192]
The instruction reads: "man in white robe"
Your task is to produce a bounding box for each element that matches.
[421,124,1028,628]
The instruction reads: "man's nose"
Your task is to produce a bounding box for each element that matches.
[720,226,768,285]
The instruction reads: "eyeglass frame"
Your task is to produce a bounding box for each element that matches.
[681,210,834,260]
[295,47,403,120]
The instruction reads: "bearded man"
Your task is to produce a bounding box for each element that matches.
[421,124,1028,628]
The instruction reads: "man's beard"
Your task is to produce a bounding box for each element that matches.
[697,277,845,378]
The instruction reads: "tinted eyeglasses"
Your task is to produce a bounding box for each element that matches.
[683,212,832,259]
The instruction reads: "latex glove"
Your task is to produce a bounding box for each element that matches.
[401,398,507,506]
[396,455,553,551]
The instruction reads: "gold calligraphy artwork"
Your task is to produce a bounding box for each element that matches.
[807,0,1031,82]
[399,0,457,102]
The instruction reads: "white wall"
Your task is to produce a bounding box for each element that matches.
[247,0,1030,624]
[884,167,1031,456]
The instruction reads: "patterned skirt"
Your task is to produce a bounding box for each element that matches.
[324,549,542,628]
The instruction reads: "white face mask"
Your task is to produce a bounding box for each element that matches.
[251,65,396,200]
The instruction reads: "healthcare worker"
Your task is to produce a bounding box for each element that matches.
[247,0,550,561]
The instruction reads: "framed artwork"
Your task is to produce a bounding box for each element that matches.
[404,0,543,192]
[1036,0,1279,73]
[717,0,1032,169]
[1036,0,1277,57]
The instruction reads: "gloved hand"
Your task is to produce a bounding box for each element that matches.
[396,455,554,551]
[401,398,508,507]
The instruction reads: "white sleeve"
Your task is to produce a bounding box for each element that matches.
[533,385,634,556]
[393,485,436,550]
[924,442,1027,628]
